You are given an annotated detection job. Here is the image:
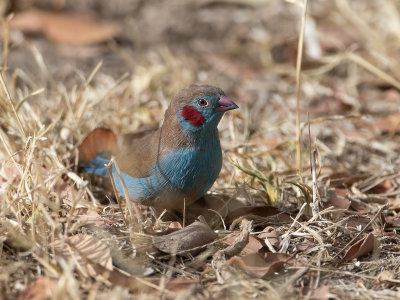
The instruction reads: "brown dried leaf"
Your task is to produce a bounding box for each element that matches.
[91,261,198,293]
[324,189,351,210]
[374,111,400,133]
[10,9,120,45]
[0,164,20,185]
[302,285,335,300]
[50,234,112,277]
[185,194,237,226]
[371,179,393,194]
[258,226,279,249]
[153,221,217,254]
[18,277,56,300]
[296,239,314,252]
[372,270,396,288]
[168,221,183,229]
[322,172,369,188]
[340,233,375,264]
[223,232,264,255]
[225,206,284,225]
[386,212,400,227]
[228,252,290,278]
[343,215,371,230]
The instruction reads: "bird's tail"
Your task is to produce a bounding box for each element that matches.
[79,155,110,176]
[78,128,119,176]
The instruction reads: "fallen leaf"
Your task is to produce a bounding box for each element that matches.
[372,270,396,288]
[168,221,183,229]
[185,194,235,227]
[324,189,351,210]
[339,233,375,264]
[258,226,279,249]
[385,212,400,227]
[374,111,400,133]
[91,261,198,293]
[349,200,369,214]
[370,179,393,194]
[0,164,20,185]
[18,277,56,300]
[302,285,335,300]
[321,172,369,188]
[225,206,287,226]
[343,215,371,230]
[317,25,361,53]
[223,232,265,255]
[228,252,290,278]
[338,126,373,143]
[49,234,113,277]
[296,239,314,252]
[10,9,120,45]
[153,220,217,254]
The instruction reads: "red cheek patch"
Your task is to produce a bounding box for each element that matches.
[180,105,205,127]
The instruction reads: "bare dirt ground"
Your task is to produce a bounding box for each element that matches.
[2,0,400,299]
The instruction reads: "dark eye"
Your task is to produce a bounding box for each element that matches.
[197,98,209,107]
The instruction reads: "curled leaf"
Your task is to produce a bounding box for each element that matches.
[153,221,217,254]
[339,233,375,264]
[223,232,264,255]
[18,277,56,300]
[228,252,290,278]
[49,234,113,277]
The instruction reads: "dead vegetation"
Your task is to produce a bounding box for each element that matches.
[2,0,400,299]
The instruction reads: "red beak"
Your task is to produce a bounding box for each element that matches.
[215,96,238,112]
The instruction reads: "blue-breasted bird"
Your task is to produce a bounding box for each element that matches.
[78,84,238,209]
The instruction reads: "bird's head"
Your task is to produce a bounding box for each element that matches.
[171,84,238,132]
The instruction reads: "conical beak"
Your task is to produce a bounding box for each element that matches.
[215,95,239,112]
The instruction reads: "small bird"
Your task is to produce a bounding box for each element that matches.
[79,84,238,209]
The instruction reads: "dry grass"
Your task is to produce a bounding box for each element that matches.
[2,0,400,299]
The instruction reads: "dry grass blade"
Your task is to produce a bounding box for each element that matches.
[294,0,308,172]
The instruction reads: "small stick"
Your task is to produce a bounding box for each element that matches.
[333,204,387,259]
[311,149,320,218]
[294,0,309,173]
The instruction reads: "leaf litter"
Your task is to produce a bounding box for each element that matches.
[2,0,400,299]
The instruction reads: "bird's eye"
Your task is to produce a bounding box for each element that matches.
[197,98,209,107]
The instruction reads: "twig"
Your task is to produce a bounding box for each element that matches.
[311,149,320,218]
